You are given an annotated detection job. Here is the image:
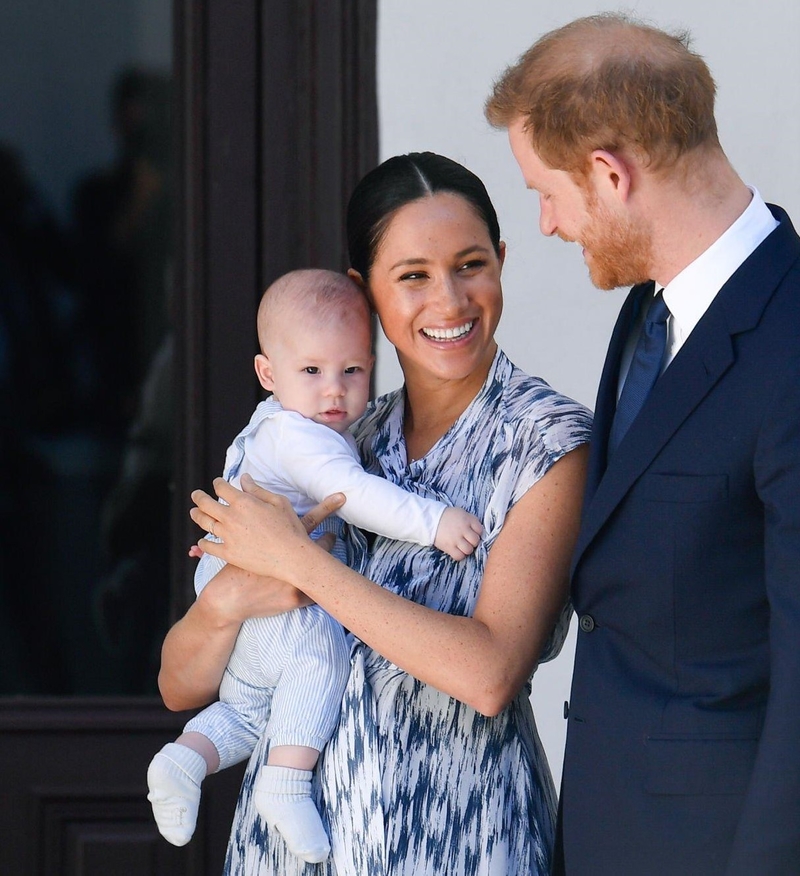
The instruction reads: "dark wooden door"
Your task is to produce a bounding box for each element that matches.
[0,2,376,873]
[0,700,242,875]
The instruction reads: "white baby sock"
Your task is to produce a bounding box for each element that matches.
[146,742,208,847]
[254,765,330,863]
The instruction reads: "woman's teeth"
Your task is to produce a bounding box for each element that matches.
[422,321,473,340]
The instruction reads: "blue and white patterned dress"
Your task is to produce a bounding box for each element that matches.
[223,350,592,876]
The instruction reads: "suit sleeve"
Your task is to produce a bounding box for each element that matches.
[264,413,447,547]
[727,356,800,874]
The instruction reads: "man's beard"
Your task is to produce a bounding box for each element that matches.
[571,201,654,291]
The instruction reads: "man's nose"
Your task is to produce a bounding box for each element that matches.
[539,195,557,237]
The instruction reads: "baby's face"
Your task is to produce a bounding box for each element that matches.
[266,311,373,433]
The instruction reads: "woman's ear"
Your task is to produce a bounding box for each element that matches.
[498,240,507,270]
[254,353,275,394]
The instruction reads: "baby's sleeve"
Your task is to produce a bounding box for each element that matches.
[277,413,447,546]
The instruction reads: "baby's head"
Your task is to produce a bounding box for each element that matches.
[254,269,374,434]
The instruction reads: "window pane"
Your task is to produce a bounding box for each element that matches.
[0,1,174,695]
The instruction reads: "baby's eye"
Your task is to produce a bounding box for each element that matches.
[303,366,320,375]
[344,366,361,374]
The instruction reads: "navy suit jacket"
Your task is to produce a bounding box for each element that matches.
[556,205,800,875]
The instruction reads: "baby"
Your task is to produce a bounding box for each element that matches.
[146,268,483,862]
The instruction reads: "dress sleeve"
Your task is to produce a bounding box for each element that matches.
[270,412,446,546]
[508,395,593,511]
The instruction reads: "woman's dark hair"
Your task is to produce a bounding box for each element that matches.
[346,152,501,280]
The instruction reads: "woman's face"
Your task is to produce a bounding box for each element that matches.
[365,192,505,386]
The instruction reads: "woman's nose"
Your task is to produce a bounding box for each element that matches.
[434,273,467,309]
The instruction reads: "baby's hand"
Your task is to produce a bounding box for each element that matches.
[434,507,483,561]
[188,544,205,559]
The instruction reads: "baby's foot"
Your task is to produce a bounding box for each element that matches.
[146,743,207,846]
[254,765,330,863]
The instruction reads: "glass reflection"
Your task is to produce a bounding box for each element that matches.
[0,3,173,695]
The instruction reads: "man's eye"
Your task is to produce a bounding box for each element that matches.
[303,366,320,374]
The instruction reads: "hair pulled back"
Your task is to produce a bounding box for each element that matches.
[347,152,501,281]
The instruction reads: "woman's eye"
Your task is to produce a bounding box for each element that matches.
[398,271,426,282]
[459,259,486,272]
[303,366,320,375]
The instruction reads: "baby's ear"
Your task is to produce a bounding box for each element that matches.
[346,268,364,287]
[254,353,275,392]
[347,268,375,309]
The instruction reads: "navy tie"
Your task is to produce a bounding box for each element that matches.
[608,290,670,455]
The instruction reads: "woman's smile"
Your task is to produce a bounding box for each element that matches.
[421,319,475,341]
[366,191,504,384]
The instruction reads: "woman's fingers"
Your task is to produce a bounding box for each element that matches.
[190,487,219,510]
[189,490,220,534]
[300,493,346,533]
[238,472,280,501]
[187,475,341,575]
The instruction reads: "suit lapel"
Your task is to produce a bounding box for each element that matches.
[572,205,800,573]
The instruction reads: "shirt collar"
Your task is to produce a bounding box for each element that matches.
[661,187,778,337]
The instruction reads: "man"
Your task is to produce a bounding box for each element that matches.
[486,12,800,876]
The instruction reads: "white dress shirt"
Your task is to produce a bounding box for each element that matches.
[618,187,779,398]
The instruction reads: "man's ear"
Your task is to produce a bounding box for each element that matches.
[254,353,275,393]
[589,149,632,202]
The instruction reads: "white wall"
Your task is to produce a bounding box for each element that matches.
[377,0,800,787]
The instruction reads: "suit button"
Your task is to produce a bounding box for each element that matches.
[563,701,570,719]
[579,614,595,633]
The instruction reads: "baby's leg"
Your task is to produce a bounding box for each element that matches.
[255,746,328,863]
[147,731,217,846]
[254,608,350,863]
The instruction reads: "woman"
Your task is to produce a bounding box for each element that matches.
[162,153,592,875]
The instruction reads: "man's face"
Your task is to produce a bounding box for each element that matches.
[508,118,653,290]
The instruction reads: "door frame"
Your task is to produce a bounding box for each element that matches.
[0,3,377,873]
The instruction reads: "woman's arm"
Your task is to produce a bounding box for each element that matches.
[157,496,344,711]
[188,446,588,716]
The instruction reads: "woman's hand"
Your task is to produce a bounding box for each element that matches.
[189,474,345,584]
[230,445,588,717]
[158,485,345,711]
